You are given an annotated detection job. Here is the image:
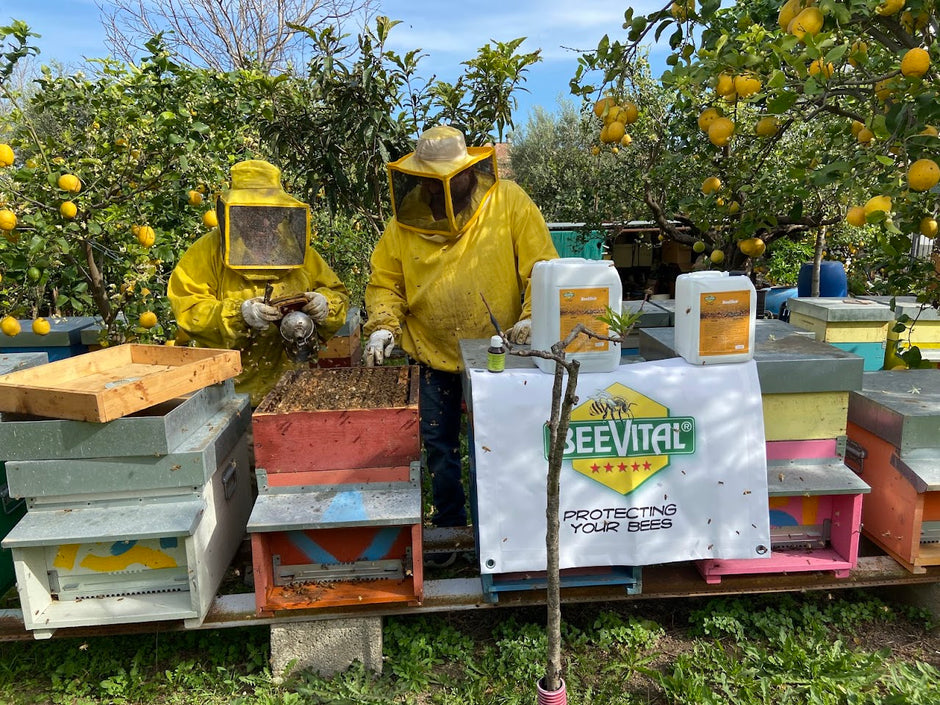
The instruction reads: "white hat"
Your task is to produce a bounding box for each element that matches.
[393,125,478,177]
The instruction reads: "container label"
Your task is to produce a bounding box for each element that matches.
[698,289,751,356]
[559,287,610,353]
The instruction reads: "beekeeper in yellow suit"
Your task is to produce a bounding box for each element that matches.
[363,125,557,544]
[169,159,348,406]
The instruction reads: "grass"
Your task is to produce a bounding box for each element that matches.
[0,589,937,704]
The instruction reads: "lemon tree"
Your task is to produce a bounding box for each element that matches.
[570,0,940,304]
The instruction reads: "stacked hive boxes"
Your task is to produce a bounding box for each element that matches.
[0,353,48,596]
[0,316,97,361]
[640,319,870,582]
[787,297,894,371]
[247,366,423,616]
[0,345,248,638]
[846,370,940,573]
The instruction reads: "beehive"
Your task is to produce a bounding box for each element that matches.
[248,366,423,615]
[787,297,893,371]
[846,370,940,573]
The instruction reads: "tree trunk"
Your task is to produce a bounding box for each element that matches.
[811,226,828,297]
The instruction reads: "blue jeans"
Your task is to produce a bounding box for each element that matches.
[419,365,467,527]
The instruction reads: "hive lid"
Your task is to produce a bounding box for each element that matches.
[638,320,863,394]
[847,370,940,452]
[786,297,894,322]
[0,352,48,377]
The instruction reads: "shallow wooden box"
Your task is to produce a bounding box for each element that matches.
[253,365,420,476]
[0,344,241,422]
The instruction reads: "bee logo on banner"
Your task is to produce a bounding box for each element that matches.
[544,382,695,496]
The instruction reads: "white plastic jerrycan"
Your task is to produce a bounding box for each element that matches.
[674,270,756,365]
[530,258,622,374]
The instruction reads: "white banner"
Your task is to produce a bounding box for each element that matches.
[468,357,770,573]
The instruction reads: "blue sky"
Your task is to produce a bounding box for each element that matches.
[3,0,669,130]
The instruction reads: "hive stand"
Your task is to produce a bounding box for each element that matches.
[847,370,940,573]
[248,366,423,616]
[0,383,254,638]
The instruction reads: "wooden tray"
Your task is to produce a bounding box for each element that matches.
[0,344,241,423]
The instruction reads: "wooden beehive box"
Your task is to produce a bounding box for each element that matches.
[317,307,362,369]
[249,365,423,615]
[846,369,940,573]
[787,297,893,371]
[2,397,254,638]
[253,365,420,481]
[0,344,241,422]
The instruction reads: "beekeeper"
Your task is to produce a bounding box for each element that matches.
[363,125,557,533]
[168,159,348,406]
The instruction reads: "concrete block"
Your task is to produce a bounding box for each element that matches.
[270,617,383,678]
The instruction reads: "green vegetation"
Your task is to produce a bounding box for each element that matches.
[0,591,936,703]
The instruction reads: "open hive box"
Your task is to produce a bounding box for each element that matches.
[0,344,242,422]
[248,366,423,615]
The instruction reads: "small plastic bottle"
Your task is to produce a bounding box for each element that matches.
[487,335,506,373]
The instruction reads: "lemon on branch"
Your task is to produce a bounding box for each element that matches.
[908,159,940,191]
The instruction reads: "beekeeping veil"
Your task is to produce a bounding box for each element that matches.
[388,125,498,242]
[216,160,309,274]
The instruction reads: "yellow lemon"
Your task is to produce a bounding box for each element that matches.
[874,78,896,101]
[809,59,835,79]
[876,0,905,16]
[702,176,722,195]
[848,40,868,67]
[1,316,21,337]
[919,216,938,238]
[57,173,82,194]
[733,74,761,98]
[789,7,824,40]
[901,10,929,33]
[31,317,50,336]
[709,249,725,264]
[908,158,940,191]
[187,190,204,206]
[591,145,600,156]
[0,144,13,167]
[778,0,812,31]
[900,47,930,78]
[697,107,721,131]
[715,73,735,96]
[850,120,865,137]
[593,96,617,119]
[864,195,892,216]
[857,127,874,144]
[728,201,740,215]
[693,240,706,253]
[739,237,766,258]
[755,116,780,137]
[620,133,633,146]
[0,209,16,231]
[605,120,626,143]
[139,311,158,329]
[707,117,735,146]
[619,102,639,125]
[611,146,619,154]
[203,210,218,228]
[847,206,867,226]
[136,225,156,247]
[59,201,77,219]
[920,125,939,137]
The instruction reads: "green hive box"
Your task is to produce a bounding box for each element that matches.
[0,353,49,596]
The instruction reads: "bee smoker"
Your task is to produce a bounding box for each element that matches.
[264,284,320,363]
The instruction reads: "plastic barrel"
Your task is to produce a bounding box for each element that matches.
[797,261,847,297]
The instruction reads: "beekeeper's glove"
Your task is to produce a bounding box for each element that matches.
[364,330,395,366]
[507,318,532,344]
[302,292,329,322]
[241,297,281,330]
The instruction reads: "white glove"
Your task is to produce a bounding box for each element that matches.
[302,292,329,322]
[241,297,282,330]
[507,318,532,344]
[364,330,395,367]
